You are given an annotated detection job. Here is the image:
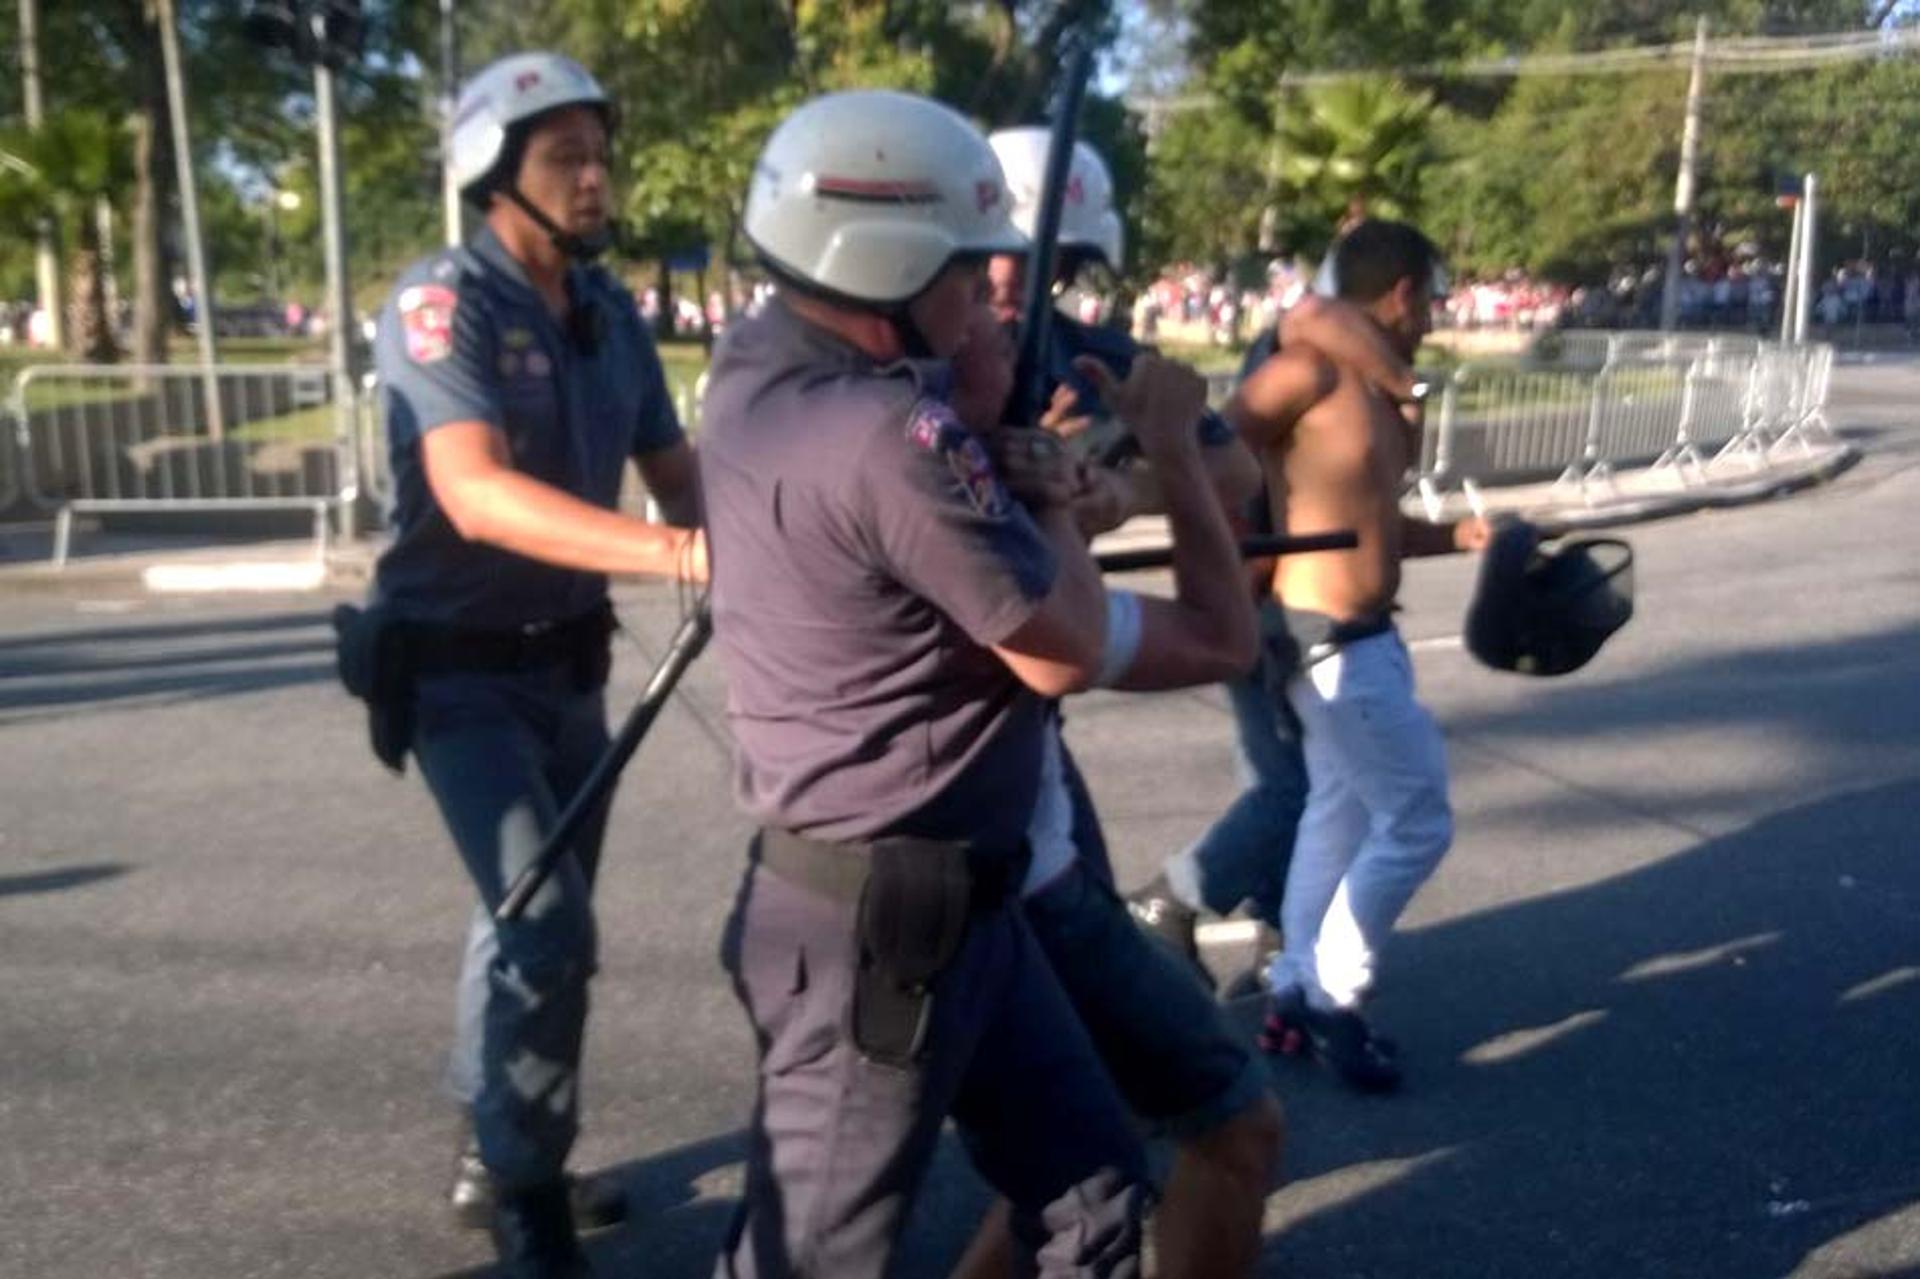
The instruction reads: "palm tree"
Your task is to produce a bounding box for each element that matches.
[0,110,134,363]
[1276,77,1435,241]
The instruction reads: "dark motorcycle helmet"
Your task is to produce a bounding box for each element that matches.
[1465,520,1634,677]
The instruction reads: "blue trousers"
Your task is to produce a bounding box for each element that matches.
[1165,619,1309,926]
[414,665,610,1191]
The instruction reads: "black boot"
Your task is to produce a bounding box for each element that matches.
[451,1131,628,1232]
[491,1179,591,1279]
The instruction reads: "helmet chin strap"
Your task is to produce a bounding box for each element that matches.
[502,186,614,262]
[891,304,935,361]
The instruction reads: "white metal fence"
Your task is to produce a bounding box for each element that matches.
[2,335,1837,562]
[1416,338,1836,514]
[7,363,353,564]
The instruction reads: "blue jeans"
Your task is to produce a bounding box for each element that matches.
[414,666,610,1191]
[1166,631,1308,927]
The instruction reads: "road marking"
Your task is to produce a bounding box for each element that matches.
[1406,634,1464,652]
[74,599,140,614]
[143,561,326,593]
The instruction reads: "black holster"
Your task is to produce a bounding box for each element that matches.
[331,603,415,774]
[757,829,1024,1068]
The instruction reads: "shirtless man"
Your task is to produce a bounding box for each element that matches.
[1233,220,1488,1092]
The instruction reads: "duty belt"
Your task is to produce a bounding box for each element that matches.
[755,827,1026,910]
[409,601,615,677]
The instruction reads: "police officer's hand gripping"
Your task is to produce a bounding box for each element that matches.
[339,51,700,1279]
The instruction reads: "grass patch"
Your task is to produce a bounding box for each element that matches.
[229,404,338,444]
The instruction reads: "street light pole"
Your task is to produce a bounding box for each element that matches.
[1794,173,1818,344]
[155,0,223,435]
[1779,193,1804,343]
[439,0,463,247]
[1660,15,1710,333]
[313,56,359,540]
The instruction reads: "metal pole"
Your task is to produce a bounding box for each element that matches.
[438,0,463,247]
[1779,196,1803,343]
[1660,15,1709,333]
[156,0,223,435]
[20,0,64,351]
[1795,173,1818,344]
[96,198,120,325]
[314,58,360,540]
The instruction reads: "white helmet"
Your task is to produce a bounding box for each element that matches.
[744,90,1027,306]
[988,127,1124,271]
[448,52,610,199]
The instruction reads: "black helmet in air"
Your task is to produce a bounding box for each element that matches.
[1465,521,1634,677]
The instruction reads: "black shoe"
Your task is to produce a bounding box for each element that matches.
[451,1135,628,1233]
[1260,989,1401,1093]
[491,1179,591,1279]
[1125,876,1212,988]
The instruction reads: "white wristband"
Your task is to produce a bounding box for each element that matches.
[1095,590,1144,688]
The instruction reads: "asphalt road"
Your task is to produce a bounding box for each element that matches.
[1,357,1916,1278]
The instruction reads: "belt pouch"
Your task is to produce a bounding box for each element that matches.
[852,837,976,1067]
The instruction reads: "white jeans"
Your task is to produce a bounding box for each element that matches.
[1267,630,1453,1010]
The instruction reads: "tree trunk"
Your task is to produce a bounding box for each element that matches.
[66,212,120,363]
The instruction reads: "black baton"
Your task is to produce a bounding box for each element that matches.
[1093,530,1357,574]
[1006,36,1095,428]
[495,604,712,923]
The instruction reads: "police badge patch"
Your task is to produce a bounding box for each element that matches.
[398,284,458,364]
[906,399,1010,518]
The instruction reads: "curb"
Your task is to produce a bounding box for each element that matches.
[1501,445,1861,534]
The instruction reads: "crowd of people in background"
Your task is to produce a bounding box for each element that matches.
[9,257,1920,355]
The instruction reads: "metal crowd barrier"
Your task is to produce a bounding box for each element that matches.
[0,397,22,515]
[1416,338,1835,513]
[9,362,352,565]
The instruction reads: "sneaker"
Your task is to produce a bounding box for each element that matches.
[1260,988,1401,1093]
[1124,876,1212,989]
[451,1132,628,1232]
[491,1179,591,1279]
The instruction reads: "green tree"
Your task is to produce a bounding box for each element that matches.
[0,108,132,359]
[1275,77,1434,234]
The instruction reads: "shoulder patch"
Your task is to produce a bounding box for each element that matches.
[398,283,458,364]
[905,399,1009,519]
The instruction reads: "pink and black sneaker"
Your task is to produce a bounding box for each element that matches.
[1261,988,1402,1093]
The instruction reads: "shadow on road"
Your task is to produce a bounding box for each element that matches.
[1252,779,1920,1278]
[0,860,129,898]
[0,608,335,717]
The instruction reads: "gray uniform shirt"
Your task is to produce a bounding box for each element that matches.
[372,226,683,629]
[701,298,1058,850]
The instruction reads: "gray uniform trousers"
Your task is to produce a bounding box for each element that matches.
[717,850,1150,1279]
[413,664,611,1192]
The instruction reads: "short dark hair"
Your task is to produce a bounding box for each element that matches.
[1334,220,1440,304]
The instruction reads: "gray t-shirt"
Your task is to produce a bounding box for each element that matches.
[701,298,1057,849]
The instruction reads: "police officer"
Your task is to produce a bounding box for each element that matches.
[701,90,1259,1277]
[984,128,1262,537]
[358,51,699,1277]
